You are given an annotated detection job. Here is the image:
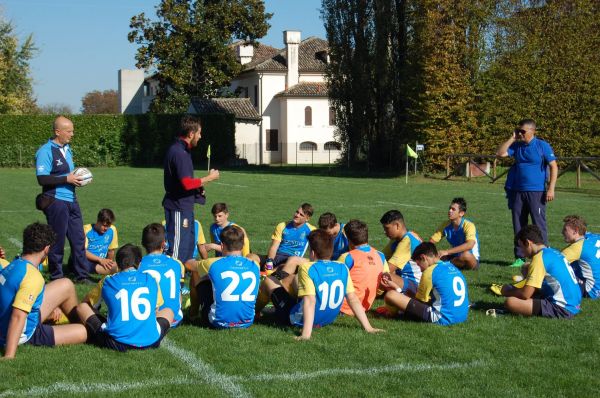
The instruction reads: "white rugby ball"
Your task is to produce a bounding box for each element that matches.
[73,167,93,186]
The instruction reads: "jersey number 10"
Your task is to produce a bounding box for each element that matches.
[318,280,345,311]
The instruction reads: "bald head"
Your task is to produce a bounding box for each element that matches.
[52,116,74,145]
[53,116,72,131]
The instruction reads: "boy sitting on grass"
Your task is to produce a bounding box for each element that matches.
[429,197,480,270]
[256,229,383,340]
[318,212,349,261]
[560,215,600,299]
[1,223,87,359]
[190,225,260,328]
[492,225,581,318]
[206,203,250,257]
[381,242,469,326]
[380,210,423,296]
[83,208,119,275]
[139,223,185,327]
[77,244,173,351]
[337,219,389,316]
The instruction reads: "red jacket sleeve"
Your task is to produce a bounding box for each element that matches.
[180,176,202,190]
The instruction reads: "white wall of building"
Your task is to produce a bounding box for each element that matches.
[259,73,286,164]
[234,121,261,165]
[299,73,326,83]
[118,69,144,114]
[280,97,340,164]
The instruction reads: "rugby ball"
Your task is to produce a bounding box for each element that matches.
[73,167,93,186]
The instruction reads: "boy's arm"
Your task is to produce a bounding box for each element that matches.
[429,222,447,244]
[440,240,475,256]
[267,240,280,260]
[501,284,536,300]
[296,295,316,341]
[346,291,382,333]
[3,308,28,359]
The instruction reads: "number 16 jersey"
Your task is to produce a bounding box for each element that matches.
[91,270,164,347]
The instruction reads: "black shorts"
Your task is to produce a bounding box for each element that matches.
[85,315,170,352]
[26,321,56,347]
[532,298,575,319]
[196,279,215,327]
[270,287,298,325]
[403,299,433,323]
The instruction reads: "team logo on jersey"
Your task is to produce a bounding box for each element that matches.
[327,266,334,273]
[128,276,136,282]
[183,218,189,228]
[37,165,45,172]
[153,258,161,264]
[55,159,63,166]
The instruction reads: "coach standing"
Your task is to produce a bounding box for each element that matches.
[35,116,90,282]
[496,119,558,267]
[163,115,219,263]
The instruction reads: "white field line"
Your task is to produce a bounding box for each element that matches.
[231,360,486,382]
[213,182,249,188]
[376,200,438,210]
[0,210,33,213]
[161,338,250,398]
[0,233,22,249]
[0,376,193,397]
[0,359,485,397]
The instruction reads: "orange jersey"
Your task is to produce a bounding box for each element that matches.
[339,244,388,315]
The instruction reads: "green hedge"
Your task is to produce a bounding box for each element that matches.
[0,114,235,168]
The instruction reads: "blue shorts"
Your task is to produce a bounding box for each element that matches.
[164,208,195,263]
[532,298,575,319]
[86,315,170,352]
[26,321,55,347]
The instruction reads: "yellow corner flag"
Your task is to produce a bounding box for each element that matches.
[407,145,418,159]
[207,144,211,158]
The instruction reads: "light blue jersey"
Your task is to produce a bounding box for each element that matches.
[139,253,185,326]
[204,256,260,329]
[290,260,354,328]
[101,269,164,347]
[332,224,349,261]
[272,222,316,257]
[416,261,469,326]
[431,218,480,260]
[0,258,45,346]
[35,139,75,202]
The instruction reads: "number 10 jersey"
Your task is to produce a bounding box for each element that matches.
[291,260,354,328]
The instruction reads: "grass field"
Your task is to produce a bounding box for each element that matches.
[0,166,599,397]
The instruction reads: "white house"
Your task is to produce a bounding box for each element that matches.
[118,30,341,165]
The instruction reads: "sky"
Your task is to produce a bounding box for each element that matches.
[1,0,325,113]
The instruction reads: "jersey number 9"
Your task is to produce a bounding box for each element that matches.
[452,277,466,307]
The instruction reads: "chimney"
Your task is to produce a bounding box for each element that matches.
[284,30,301,88]
[237,44,254,65]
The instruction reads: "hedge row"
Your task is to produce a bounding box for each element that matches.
[0,114,235,168]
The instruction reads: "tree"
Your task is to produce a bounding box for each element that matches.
[37,103,73,115]
[128,0,272,113]
[81,90,118,114]
[0,14,36,114]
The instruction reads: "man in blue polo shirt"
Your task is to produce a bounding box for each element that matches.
[35,116,89,282]
[163,115,219,264]
[497,119,558,267]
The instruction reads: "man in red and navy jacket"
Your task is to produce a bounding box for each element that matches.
[163,115,219,263]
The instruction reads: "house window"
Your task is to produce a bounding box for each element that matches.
[329,107,335,126]
[254,85,258,108]
[266,129,278,151]
[324,141,341,150]
[304,106,312,126]
[299,141,317,151]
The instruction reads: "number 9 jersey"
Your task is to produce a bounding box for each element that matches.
[291,260,354,328]
[415,261,469,326]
